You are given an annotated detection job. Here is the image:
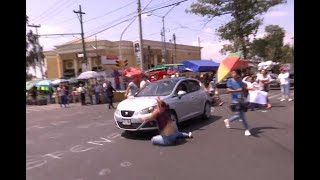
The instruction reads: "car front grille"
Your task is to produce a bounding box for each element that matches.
[121,110,134,117]
[143,121,158,128]
[117,122,141,129]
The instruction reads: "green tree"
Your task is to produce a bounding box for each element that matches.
[281,44,294,63]
[250,38,268,59]
[264,25,285,61]
[26,30,45,78]
[186,0,286,58]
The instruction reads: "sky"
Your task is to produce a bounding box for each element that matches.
[27,0,294,77]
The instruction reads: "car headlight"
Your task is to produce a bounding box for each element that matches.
[138,106,156,115]
[115,109,121,115]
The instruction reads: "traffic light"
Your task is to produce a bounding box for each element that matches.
[116,60,128,67]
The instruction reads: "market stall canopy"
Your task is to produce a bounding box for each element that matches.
[26,80,42,90]
[122,67,142,77]
[68,77,78,84]
[146,64,166,72]
[52,79,69,85]
[35,80,52,87]
[77,71,103,80]
[181,60,220,72]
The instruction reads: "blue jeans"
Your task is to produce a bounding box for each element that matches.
[95,92,100,104]
[281,84,290,98]
[59,95,67,107]
[229,100,250,129]
[151,130,189,146]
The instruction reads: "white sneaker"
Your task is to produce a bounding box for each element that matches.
[239,119,243,122]
[224,119,230,129]
[245,130,251,136]
[188,132,193,138]
[288,98,293,101]
[280,98,285,101]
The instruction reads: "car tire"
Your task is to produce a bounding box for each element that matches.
[202,101,211,120]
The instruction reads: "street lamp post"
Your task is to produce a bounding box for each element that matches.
[147,3,180,64]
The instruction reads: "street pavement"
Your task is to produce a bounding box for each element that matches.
[26,89,294,180]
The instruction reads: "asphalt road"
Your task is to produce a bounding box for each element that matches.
[26,90,294,180]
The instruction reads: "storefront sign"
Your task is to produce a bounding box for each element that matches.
[101,55,118,65]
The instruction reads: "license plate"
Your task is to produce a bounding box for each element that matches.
[122,119,131,125]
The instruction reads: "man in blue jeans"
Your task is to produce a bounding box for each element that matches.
[224,70,251,136]
[94,83,101,104]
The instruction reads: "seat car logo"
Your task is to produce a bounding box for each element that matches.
[125,112,128,115]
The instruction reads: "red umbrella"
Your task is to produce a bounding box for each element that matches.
[122,67,142,77]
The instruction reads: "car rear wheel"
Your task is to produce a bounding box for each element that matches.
[202,102,211,120]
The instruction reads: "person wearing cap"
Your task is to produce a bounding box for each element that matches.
[278,67,293,101]
[141,96,192,146]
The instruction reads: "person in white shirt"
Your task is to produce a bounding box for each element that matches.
[139,75,150,90]
[277,67,293,101]
[125,77,139,98]
[244,75,268,110]
[256,69,272,108]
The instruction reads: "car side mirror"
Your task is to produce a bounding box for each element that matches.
[177,90,187,99]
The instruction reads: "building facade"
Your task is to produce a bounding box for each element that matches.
[44,39,201,79]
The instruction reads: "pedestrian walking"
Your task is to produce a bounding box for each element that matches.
[125,77,139,98]
[105,81,117,109]
[256,69,272,109]
[141,96,193,146]
[278,67,293,101]
[57,83,67,108]
[30,86,37,105]
[211,76,224,106]
[78,84,87,106]
[223,70,251,136]
[64,83,70,107]
[94,82,101,104]
[88,85,94,105]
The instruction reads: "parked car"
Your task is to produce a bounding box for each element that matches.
[269,73,294,89]
[114,77,211,131]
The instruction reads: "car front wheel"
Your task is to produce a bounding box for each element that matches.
[202,102,211,120]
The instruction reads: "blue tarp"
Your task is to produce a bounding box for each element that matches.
[181,60,220,72]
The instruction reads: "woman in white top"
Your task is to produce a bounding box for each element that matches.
[256,69,272,108]
[244,76,268,110]
[277,67,292,101]
[125,77,139,98]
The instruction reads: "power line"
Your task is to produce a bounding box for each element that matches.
[144,0,178,10]
[32,0,69,21]
[85,0,186,36]
[37,0,80,24]
[84,0,137,23]
[85,0,188,38]
[33,0,74,23]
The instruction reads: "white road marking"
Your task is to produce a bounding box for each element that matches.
[120,161,132,167]
[98,168,111,176]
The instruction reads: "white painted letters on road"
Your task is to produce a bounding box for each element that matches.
[42,151,66,159]
[26,160,47,170]
[70,145,98,153]
[87,138,112,146]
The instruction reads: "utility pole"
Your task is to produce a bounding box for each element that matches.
[74,5,88,70]
[173,33,177,63]
[162,17,167,63]
[198,37,201,47]
[28,24,44,80]
[138,0,144,71]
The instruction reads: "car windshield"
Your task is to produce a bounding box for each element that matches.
[135,79,179,97]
